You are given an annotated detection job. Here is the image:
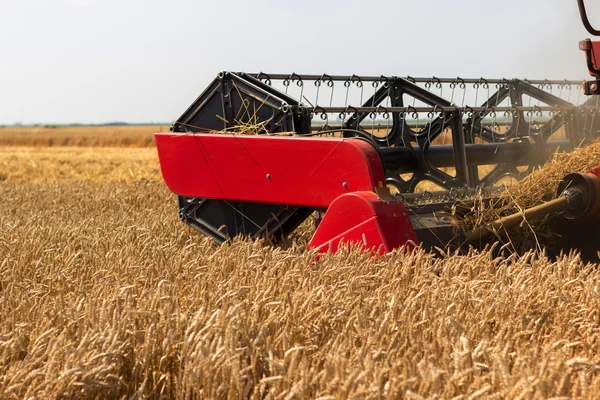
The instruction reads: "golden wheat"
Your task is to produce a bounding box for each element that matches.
[0,147,160,183]
[0,126,163,147]
[2,179,600,398]
[2,135,600,398]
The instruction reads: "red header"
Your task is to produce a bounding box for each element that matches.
[155,133,387,208]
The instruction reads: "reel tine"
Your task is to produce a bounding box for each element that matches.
[343,77,351,111]
[432,76,442,97]
[256,72,272,86]
[405,76,417,107]
[464,105,476,143]
[346,106,359,131]
[370,109,376,140]
[565,80,573,104]
[293,73,304,104]
[450,78,457,104]
[351,74,364,105]
[480,78,489,102]
[426,105,440,146]
[459,77,467,107]
[314,75,322,107]
[380,106,391,147]
[478,108,487,139]
[315,74,334,108]
[399,106,407,147]
[489,106,498,143]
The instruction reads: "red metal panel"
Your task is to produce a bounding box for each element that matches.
[588,41,600,76]
[155,133,386,208]
[587,165,600,178]
[308,191,418,254]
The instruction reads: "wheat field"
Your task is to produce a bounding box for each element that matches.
[2,128,600,398]
[0,126,160,148]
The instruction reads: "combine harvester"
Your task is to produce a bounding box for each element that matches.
[156,0,600,259]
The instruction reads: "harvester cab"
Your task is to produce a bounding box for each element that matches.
[154,1,600,259]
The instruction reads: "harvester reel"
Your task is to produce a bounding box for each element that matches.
[173,72,600,193]
[156,71,600,249]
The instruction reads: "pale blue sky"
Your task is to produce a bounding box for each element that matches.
[1,0,600,124]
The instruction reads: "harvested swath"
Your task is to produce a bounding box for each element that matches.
[461,138,600,250]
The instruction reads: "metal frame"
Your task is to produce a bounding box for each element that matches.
[160,71,600,248]
[173,72,600,193]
